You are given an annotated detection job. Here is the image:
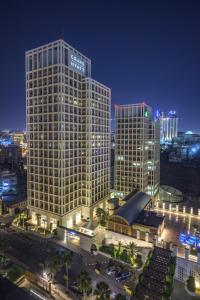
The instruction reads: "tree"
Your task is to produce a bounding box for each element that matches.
[63,251,73,290]
[94,281,111,300]
[114,294,126,300]
[128,242,139,258]
[135,254,142,268]
[96,208,108,227]
[45,251,62,284]
[127,242,139,265]
[77,271,92,300]
[187,275,196,292]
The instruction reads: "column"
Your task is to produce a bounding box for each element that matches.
[136,230,140,240]
[185,246,190,260]
[153,235,158,247]
[172,244,178,256]
[145,232,149,243]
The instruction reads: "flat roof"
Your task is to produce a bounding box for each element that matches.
[116,191,151,225]
[135,211,165,228]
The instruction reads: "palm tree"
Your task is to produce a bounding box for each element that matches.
[94,281,111,300]
[45,251,62,284]
[114,294,126,300]
[128,242,139,257]
[96,208,104,221]
[77,271,92,300]
[63,251,73,290]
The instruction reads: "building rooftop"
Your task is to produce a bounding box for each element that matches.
[116,192,151,225]
[135,211,165,228]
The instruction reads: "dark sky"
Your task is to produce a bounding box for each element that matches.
[0,0,200,132]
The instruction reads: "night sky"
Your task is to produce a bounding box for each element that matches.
[0,0,200,132]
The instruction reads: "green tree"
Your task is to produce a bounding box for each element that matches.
[128,242,139,258]
[94,281,111,300]
[77,271,92,300]
[114,293,126,300]
[135,254,142,268]
[45,251,62,284]
[187,275,196,292]
[96,208,108,227]
[63,251,73,290]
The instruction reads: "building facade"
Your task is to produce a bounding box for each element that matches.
[160,111,178,143]
[26,39,111,230]
[114,103,160,198]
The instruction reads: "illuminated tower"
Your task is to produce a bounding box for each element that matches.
[26,40,111,229]
[160,111,178,142]
[115,103,160,199]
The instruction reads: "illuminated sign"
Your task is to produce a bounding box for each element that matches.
[179,233,200,248]
[68,51,86,75]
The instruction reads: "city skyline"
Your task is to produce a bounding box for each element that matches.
[1,0,200,132]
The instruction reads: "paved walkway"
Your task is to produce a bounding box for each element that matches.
[172,280,200,300]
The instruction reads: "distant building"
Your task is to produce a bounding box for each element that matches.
[159,111,178,143]
[159,185,183,203]
[115,103,160,198]
[0,144,21,166]
[9,131,26,145]
[174,131,200,144]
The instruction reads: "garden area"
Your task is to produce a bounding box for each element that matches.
[6,265,25,284]
[13,211,30,229]
[0,254,25,285]
[99,242,143,268]
[134,247,176,300]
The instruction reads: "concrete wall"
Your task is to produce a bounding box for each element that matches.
[175,256,200,284]
[105,230,153,248]
[57,226,93,252]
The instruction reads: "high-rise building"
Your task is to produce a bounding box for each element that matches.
[159,111,178,143]
[115,103,160,199]
[26,39,111,230]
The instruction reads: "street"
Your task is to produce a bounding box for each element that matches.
[0,227,127,299]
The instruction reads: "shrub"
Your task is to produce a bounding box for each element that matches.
[187,275,196,292]
[135,254,143,268]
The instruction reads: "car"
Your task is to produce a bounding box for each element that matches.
[106,267,117,275]
[116,271,132,282]
[69,282,82,294]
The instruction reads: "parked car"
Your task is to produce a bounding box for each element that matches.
[116,271,132,282]
[106,267,117,275]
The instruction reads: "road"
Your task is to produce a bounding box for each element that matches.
[0,227,127,298]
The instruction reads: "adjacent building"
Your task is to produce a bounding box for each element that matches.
[114,103,160,199]
[159,111,178,143]
[107,192,164,245]
[26,39,111,230]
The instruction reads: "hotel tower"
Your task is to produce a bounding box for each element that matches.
[26,40,111,230]
[115,103,160,199]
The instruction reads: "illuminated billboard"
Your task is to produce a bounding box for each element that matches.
[68,50,86,75]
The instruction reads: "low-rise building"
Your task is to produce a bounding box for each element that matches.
[107,191,164,244]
